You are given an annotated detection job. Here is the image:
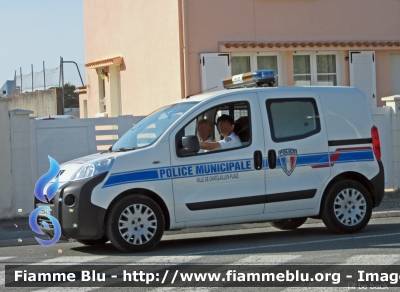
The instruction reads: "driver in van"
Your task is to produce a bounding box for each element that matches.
[199,114,241,151]
[197,119,214,153]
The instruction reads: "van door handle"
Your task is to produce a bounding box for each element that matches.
[268,149,276,169]
[253,150,262,170]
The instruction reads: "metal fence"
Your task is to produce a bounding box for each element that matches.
[13,58,86,93]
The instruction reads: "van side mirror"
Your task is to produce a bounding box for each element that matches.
[182,135,200,153]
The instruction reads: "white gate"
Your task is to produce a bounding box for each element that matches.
[371,106,393,190]
[30,115,143,184]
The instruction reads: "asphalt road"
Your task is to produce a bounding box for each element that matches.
[1,217,400,291]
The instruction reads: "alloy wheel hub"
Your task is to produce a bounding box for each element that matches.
[333,188,366,226]
[118,204,157,245]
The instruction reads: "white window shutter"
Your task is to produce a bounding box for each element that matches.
[349,51,377,108]
[199,53,231,92]
[390,54,400,95]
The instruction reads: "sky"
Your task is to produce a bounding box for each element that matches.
[0,0,85,89]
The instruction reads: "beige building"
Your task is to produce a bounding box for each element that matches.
[80,0,400,118]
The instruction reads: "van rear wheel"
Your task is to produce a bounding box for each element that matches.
[106,194,165,252]
[270,217,307,230]
[321,180,372,234]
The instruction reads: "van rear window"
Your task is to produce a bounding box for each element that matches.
[266,98,321,142]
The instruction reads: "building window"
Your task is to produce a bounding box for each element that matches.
[391,54,400,94]
[232,56,251,75]
[293,52,338,86]
[317,55,337,86]
[293,55,311,86]
[231,53,280,86]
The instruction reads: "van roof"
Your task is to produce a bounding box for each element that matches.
[177,86,360,104]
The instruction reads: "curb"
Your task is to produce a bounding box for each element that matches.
[301,210,400,225]
[370,210,400,219]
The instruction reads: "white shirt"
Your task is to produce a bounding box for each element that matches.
[198,137,214,153]
[218,132,241,150]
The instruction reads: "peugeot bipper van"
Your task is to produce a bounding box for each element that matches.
[37,71,384,252]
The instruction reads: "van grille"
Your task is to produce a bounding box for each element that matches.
[37,216,55,230]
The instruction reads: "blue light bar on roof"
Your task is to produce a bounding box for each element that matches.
[223,70,276,89]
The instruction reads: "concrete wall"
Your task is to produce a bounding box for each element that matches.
[83,0,183,117]
[10,110,34,218]
[7,88,62,118]
[0,99,13,219]
[382,95,400,191]
[0,101,33,219]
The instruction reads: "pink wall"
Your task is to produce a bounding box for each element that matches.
[184,0,400,98]
[376,51,394,107]
[84,0,183,117]
[82,0,400,116]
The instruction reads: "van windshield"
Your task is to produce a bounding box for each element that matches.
[112,102,198,151]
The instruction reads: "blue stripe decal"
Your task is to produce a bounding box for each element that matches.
[299,153,330,165]
[103,159,254,188]
[102,148,374,188]
[336,151,374,162]
[103,169,160,187]
[276,153,330,168]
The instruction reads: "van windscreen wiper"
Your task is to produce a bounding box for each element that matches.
[113,147,135,152]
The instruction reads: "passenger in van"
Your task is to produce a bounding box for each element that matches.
[197,119,214,153]
[199,114,241,151]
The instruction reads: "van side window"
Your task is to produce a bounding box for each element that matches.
[266,98,321,142]
[184,119,197,136]
[176,101,251,157]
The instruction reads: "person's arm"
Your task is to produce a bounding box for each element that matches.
[218,134,241,150]
[199,141,221,150]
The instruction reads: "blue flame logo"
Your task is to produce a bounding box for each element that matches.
[29,156,62,246]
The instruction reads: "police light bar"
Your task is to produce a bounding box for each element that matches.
[223,70,276,89]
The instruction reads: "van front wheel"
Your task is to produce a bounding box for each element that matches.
[321,180,372,234]
[106,194,165,252]
[270,217,307,230]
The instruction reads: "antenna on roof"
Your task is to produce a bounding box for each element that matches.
[186,86,218,99]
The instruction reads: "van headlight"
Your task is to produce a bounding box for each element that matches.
[70,157,115,181]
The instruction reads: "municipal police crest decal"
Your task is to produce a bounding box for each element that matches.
[278,149,298,176]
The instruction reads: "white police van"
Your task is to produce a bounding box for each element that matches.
[38,71,384,252]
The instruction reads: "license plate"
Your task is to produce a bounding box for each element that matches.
[39,209,52,215]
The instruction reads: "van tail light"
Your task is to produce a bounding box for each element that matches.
[371,125,381,162]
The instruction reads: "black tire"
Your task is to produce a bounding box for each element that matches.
[270,217,307,230]
[321,180,372,234]
[106,194,165,252]
[77,236,109,246]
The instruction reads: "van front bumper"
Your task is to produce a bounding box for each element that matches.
[36,172,108,240]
